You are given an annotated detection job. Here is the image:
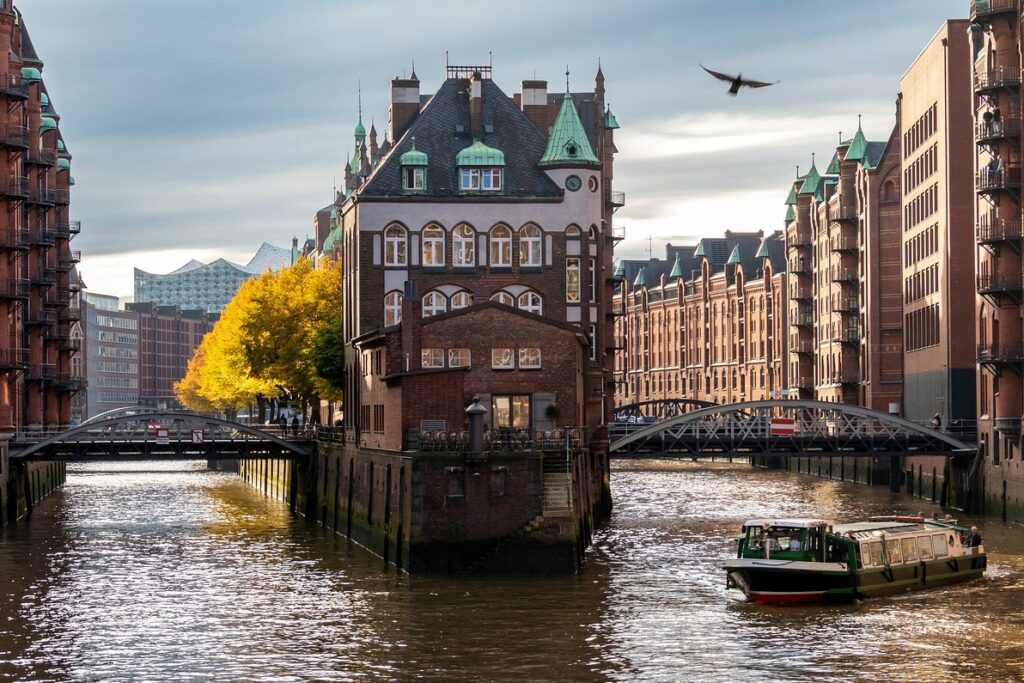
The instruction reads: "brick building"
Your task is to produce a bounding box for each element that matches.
[612,231,787,406]
[82,294,139,418]
[0,4,80,428]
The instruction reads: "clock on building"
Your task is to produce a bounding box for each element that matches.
[565,175,582,192]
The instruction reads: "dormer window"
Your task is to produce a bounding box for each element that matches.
[455,139,505,193]
[460,168,501,191]
[399,138,428,193]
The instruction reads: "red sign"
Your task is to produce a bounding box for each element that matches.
[770,417,796,436]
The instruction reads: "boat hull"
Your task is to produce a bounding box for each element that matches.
[725,555,986,604]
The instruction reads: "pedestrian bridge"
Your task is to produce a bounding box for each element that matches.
[9,410,313,462]
[608,399,975,458]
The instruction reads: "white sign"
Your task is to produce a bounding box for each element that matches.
[191,429,204,444]
[770,417,797,436]
[156,428,169,445]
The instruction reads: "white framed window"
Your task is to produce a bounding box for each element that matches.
[422,291,447,317]
[421,348,444,368]
[490,225,512,266]
[448,348,471,367]
[422,225,444,267]
[589,257,597,302]
[517,291,543,315]
[518,347,541,369]
[460,167,502,191]
[453,224,475,266]
[566,257,581,302]
[450,290,472,309]
[383,225,407,266]
[588,324,598,361]
[519,224,542,266]
[491,347,515,369]
[403,167,425,191]
[491,291,514,306]
[384,290,403,326]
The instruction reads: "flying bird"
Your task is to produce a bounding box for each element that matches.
[700,64,778,95]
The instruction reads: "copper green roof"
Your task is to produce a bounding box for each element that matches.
[694,241,707,257]
[20,67,41,82]
[726,245,742,266]
[798,160,820,194]
[399,139,429,166]
[57,139,65,151]
[613,260,626,278]
[539,92,599,166]
[785,204,795,222]
[323,226,341,252]
[56,158,70,170]
[456,139,505,166]
[605,105,620,130]
[355,118,366,139]
[845,122,868,163]
[785,185,797,205]
[39,116,57,131]
[39,92,49,107]
[755,239,770,259]
[69,176,75,185]
[826,151,840,175]
[633,266,646,288]
[669,254,683,279]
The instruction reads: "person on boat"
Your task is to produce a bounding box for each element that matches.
[965,527,983,548]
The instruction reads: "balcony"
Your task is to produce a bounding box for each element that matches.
[976,118,1021,144]
[607,189,625,208]
[0,73,28,99]
[787,232,811,248]
[608,224,625,241]
[0,176,28,198]
[34,227,57,246]
[792,340,813,354]
[62,338,82,352]
[978,272,1022,297]
[830,205,857,222]
[832,296,859,313]
[25,148,58,166]
[53,373,85,392]
[59,307,81,323]
[69,220,81,235]
[789,260,811,275]
[50,323,71,341]
[978,342,1024,364]
[0,124,28,148]
[25,308,57,326]
[26,187,55,206]
[57,250,81,271]
[976,66,1021,93]
[790,312,813,328]
[830,237,858,253]
[53,189,70,205]
[831,328,860,344]
[827,374,860,385]
[0,278,29,299]
[2,226,30,250]
[790,284,811,300]
[0,347,28,369]
[830,267,857,283]
[994,417,1022,437]
[793,376,813,390]
[972,0,1020,21]
[977,218,1022,247]
[26,363,57,382]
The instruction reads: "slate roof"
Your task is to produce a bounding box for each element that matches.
[19,20,41,66]
[358,78,562,199]
[863,141,887,169]
[694,232,765,275]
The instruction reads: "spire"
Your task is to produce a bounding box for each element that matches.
[613,260,626,278]
[410,60,418,81]
[633,266,646,288]
[354,80,366,141]
[845,114,868,162]
[539,91,600,167]
[798,154,820,194]
[726,245,742,266]
[596,58,604,82]
[669,253,683,279]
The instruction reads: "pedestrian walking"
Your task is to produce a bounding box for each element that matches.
[291,414,300,438]
[278,412,287,435]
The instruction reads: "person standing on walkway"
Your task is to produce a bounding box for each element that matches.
[291,414,299,438]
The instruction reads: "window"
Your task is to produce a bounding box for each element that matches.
[421,348,444,368]
[519,225,542,266]
[931,534,948,558]
[566,257,581,302]
[491,291,514,306]
[588,324,598,361]
[460,167,502,191]
[518,347,541,369]
[422,291,447,317]
[450,290,471,309]
[403,167,425,191]
[453,224,475,267]
[449,348,471,367]
[384,225,407,266]
[517,291,543,315]
[589,258,597,302]
[422,225,444,267]
[916,536,933,560]
[492,394,530,429]
[491,347,515,369]
[384,290,403,326]
[490,225,512,266]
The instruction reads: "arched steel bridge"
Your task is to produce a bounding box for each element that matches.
[609,400,975,458]
[10,410,313,462]
[612,398,717,422]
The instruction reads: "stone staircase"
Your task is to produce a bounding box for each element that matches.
[542,453,572,516]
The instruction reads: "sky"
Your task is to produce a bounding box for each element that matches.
[29,0,968,299]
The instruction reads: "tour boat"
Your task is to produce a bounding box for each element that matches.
[724,517,986,604]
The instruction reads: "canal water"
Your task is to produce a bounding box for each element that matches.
[1,460,1023,682]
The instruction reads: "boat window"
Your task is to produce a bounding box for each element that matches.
[917,536,934,560]
[931,534,948,558]
[868,541,883,567]
[860,543,872,567]
[901,537,918,562]
[748,527,803,552]
[885,539,903,565]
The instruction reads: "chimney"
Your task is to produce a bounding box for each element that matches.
[521,80,548,133]
[389,73,421,142]
[470,70,484,139]
[400,280,422,369]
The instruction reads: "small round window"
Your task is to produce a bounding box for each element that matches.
[565,175,582,192]
[588,176,599,192]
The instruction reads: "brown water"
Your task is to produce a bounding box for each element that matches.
[0,460,1022,682]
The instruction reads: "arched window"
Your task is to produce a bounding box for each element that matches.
[422,225,445,267]
[384,290,403,326]
[491,291,514,306]
[566,225,581,238]
[450,290,472,309]
[383,225,407,266]
[489,225,512,266]
[422,291,447,317]
[518,291,543,315]
[453,224,475,267]
[519,224,542,267]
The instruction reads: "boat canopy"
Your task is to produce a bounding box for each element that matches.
[741,518,833,529]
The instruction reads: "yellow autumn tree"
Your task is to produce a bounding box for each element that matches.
[175,257,342,417]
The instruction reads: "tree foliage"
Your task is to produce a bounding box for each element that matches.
[175,258,342,413]
[310,318,345,390]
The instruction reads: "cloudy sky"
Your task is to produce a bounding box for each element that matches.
[31,0,966,298]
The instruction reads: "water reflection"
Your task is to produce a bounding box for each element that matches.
[0,460,1021,681]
